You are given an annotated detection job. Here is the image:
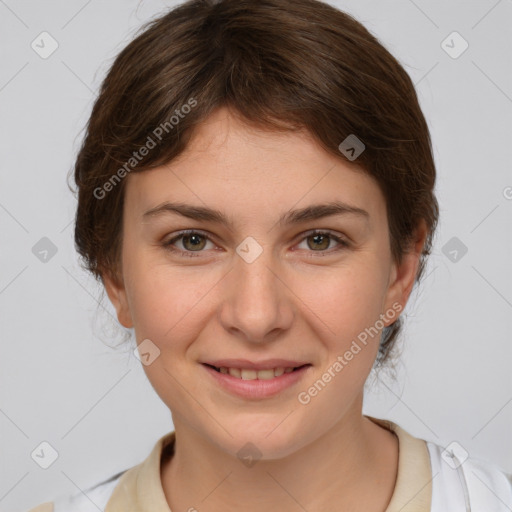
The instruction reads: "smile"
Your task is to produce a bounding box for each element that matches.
[201,363,312,399]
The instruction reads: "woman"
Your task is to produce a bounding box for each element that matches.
[29,0,512,510]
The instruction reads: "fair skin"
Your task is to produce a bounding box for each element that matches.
[104,106,427,511]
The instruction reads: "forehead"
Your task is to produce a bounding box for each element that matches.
[125,107,386,224]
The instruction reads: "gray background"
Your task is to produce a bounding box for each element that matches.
[1,0,511,510]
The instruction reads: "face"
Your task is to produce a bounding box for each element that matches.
[104,106,424,459]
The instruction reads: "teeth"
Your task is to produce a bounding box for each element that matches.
[241,369,257,380]
[219,366,295,379]
[252,369,274,380]
[228,368,241,378]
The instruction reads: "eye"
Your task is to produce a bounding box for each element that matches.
[295,230,350,256]
[162,229,349,258]
[163,230,215,257]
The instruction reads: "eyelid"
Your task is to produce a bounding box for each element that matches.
[296,228,350,244]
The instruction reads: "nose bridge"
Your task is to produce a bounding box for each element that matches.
[218,237,293,341]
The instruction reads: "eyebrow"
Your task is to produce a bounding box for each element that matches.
[142,200,370,226]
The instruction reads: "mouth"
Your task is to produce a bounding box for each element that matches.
[203,363,311,380]
[201,361,312,400]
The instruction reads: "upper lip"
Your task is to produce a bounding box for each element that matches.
[201,359,311,370]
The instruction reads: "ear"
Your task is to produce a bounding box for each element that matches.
[102,270,134,329]
[382,219,428,324]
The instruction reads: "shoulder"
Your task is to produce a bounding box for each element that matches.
[426,440,512,510]
[370,416,512,511]
[26,470,126,512]
[26,431,175,512]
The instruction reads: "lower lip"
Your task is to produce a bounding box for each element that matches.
[202,364,312,400]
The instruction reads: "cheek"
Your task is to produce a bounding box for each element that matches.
[294,263,387,342]
[124,249,227,365]
[126,265,210,407]
[128,269,204,343]
[292,269,387,419]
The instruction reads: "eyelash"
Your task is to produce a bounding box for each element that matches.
[162,229,350,258]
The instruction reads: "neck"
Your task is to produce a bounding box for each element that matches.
[161,404,399,512]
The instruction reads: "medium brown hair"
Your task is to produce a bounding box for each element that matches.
[72,0,439,365]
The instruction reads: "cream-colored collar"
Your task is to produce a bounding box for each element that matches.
[369,416,432,512]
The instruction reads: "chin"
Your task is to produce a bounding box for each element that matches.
[207,415,313,462]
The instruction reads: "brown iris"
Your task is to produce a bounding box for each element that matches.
[181,233,207,251]
[307,233,330,251]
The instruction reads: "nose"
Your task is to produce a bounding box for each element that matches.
[218,244,294,344]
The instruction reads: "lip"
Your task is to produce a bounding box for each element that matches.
[201,358,309,371]
[201,362,312,400]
